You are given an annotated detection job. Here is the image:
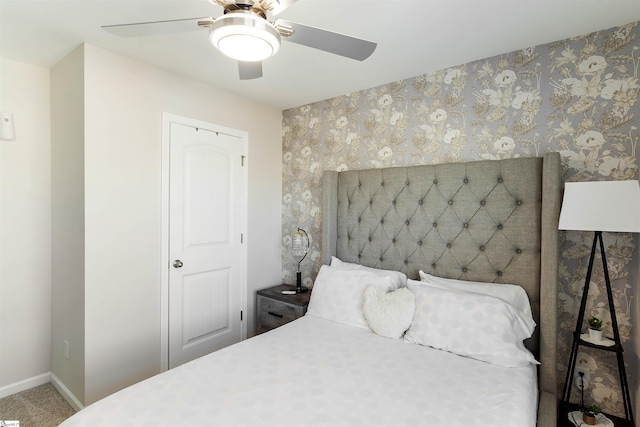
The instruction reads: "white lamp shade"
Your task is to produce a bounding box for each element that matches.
[558,180,640,232]
[0,112,16,141]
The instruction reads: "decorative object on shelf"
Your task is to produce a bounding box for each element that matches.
[568,408,614,427]
[583,405,601,425]
[587,316,603,342]
[292,227,310,293]
[0,112,16,141]
[559,180,640,425]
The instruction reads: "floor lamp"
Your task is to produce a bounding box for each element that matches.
[559,180,640,424]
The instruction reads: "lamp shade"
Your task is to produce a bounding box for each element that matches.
[292,228,309,257]
[558,180,640,232]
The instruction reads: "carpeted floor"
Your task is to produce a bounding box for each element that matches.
[0,383,75,427]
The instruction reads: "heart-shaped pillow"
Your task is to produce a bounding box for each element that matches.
[363,286,415,339]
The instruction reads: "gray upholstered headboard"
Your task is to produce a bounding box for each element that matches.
[321,152,560,426]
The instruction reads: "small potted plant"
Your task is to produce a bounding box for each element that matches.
[587,316,603,342]
[582,404,601,425]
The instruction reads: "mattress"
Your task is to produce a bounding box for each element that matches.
[60,315,538,427]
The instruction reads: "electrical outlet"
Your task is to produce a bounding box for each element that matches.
[64,340,69,360]
[574,365,590,390]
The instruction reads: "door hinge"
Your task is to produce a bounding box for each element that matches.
[241,233,244,243]
[241,155,246,166]
[241,310,243,321]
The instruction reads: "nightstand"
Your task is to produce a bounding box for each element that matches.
[256,284,311,334]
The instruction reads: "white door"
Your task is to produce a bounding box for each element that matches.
[166,119,246,369]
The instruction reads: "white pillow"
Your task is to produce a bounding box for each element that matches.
[363,287,415,339]
[331,256,407,289]
[418,270,535,330]
[306,265,395,329]
[404,279,538,367]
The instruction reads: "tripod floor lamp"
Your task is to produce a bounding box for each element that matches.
[559,180,640,425]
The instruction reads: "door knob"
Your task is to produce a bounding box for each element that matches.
[173,260,184,268]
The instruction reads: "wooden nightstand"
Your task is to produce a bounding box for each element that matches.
[256,284,311,334]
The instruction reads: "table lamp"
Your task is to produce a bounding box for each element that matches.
[292,227,309,293]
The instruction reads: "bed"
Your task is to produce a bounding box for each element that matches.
[59,152,561,427]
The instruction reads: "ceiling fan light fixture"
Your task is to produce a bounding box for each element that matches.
[209,12,281,62]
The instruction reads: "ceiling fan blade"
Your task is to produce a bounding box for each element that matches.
[238,61,263,80]
[275,19,376,61]
[102,17,211,37]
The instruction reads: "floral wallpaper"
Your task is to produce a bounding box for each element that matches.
[282,21,639,416]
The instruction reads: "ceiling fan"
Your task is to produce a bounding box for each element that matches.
[102,0,377,80]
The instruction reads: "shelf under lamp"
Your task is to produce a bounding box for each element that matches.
[209,12,281,62]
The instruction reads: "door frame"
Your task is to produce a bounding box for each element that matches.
[160,112,248,372]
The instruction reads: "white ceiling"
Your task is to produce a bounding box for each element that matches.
[2,0,640,109]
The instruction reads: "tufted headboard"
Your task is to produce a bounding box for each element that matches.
[321,152,561,426]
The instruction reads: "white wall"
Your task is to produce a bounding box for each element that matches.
[0,58,52,396]
[2,42,282,406]
[73,44,282,405]
[50,45,86,406]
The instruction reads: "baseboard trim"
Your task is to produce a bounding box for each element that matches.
[0,372,50,399]
[50,372,84,412]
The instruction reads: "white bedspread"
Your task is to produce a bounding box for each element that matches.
[60,315,538,427]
